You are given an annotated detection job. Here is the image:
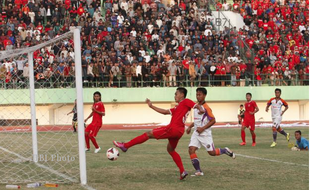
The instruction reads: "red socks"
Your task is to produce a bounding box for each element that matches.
[124,133,149,149]
[169,151,184,174]
[251,132,256,143]
[90,136,99,149]
[85,134,90,149]
[241,130,246,143]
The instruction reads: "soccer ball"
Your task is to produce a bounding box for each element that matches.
[106,148,119,161]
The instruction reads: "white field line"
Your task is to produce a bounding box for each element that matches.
[235,153,308,167]
[0,146,96,190]
[121,122,309,128]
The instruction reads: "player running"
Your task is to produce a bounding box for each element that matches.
[113,87,205,180]
[84,91,105,153]
[265,88,290,148]
[67,99,77,132]
[239,93,259,146]
[186,88,235,176]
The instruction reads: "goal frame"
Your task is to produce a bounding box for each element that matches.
[24,29,87,185]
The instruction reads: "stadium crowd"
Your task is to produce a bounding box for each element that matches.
[0,0,308,88]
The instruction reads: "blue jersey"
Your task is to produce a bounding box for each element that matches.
[296,137,309,150]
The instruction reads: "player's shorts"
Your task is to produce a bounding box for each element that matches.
[240,115,244,118]
[152,126,184,140]
[189,132,214,151]
[272,117,282,129]
[85,122,102,137]
[73,114,77,122]
[242,118,255,131]
[73,121,78,127]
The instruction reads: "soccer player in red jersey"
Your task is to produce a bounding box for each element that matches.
[84,91,105,153]
[239,93,259,147]
[113,87,205,180]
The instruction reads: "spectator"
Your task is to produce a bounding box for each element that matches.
[168,61,177,87]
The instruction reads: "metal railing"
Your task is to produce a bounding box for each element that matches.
[0,74,308,89]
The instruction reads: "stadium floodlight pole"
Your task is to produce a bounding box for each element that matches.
[28,52,38,163]
[74,28,87,185]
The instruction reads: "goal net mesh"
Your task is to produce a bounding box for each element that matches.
[0,31,81,184]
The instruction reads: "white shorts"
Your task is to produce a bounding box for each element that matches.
[272,117,282,128]
[189,132,214,151]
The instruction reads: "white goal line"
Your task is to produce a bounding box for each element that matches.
[236,153,308,167]
[0,146,96,190]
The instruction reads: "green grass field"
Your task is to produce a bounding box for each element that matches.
[1,127,309,190]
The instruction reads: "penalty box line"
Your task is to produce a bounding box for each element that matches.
[0,146,96,190]
[236,153,308,167]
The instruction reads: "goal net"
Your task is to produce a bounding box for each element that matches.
[0,29,86,185]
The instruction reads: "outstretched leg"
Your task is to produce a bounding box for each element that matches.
[207,147,235,158]
[114,131,153,152]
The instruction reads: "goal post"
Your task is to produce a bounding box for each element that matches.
[28,51,39,163]
[0,29,87,185]
[74,29,87,185]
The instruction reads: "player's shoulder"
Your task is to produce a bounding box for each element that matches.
[269,97,276,102]
[280,98,288,103]
[96,101,104,106]
[202,102,212,110]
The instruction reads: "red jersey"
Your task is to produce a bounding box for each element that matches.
[92,101,105,125]
[169,98,196,130]
[244,100,257,120]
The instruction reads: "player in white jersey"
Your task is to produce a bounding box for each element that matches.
[265,88,290,148]
[186,88,235,177]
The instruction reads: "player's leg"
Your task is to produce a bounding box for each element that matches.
[239,124,247,145]
[84,131,90,151]
[238,116,242,125]
[84,123,95,151]
[250,129,256,146]
[188,146,203,175]
[249,120,256,146]
[72,121,77,132]
[270,126,278,147]
[201,135,236,158]
[168,138,187,180]
[90,125,101,153]
[188,133,203,175]
[113,129,155,152]
[277,126,290,141]
[275,117,290,142]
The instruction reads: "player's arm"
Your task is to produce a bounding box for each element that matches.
[250,102,259,115]
[67,110,73,115]
[186,122,194,134]
[197,105,216,134]
[193,104,205,115]
[252,106,259,114]
[300,146,308,151]
[84,112,93,122]
[146,98,170,115]
[281,106,288,116]
[196,117,216,134]
[281,100,289,116]
[265,104,271,112]
[266,99,272,112]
